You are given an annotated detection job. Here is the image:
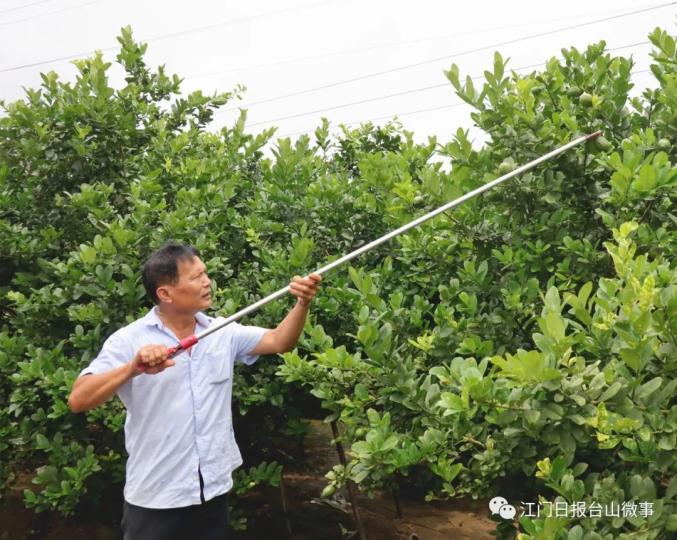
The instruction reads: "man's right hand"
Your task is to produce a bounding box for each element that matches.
[131,344,176,375]
[68,343,177,413]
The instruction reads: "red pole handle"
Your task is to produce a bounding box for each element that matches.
[167,335,198,358]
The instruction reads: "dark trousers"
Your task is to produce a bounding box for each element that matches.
[121,492,229,540]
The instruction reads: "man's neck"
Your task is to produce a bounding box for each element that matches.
[156,306,198,339]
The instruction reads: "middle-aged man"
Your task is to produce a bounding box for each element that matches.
[68,241,322,539]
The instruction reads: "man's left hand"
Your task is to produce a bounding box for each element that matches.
[290,273,322,307]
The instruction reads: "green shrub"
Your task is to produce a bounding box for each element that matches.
[1,24,674,539]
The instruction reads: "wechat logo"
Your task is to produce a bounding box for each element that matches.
[489,496,517,519]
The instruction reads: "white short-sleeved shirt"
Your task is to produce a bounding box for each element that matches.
[79,307,267,509]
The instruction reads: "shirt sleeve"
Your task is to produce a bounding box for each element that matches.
[230,322,268,366]
[79,331,133,377]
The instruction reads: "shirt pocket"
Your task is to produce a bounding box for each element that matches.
[203,351,231,384]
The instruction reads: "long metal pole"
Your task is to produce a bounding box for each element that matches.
[168,131,601,356]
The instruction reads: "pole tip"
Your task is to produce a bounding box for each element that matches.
[586,130,603,141]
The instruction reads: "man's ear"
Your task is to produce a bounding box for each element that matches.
[156,285,173,303]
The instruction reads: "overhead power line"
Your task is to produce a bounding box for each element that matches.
[0,0,58,15]
[130,0,337,47]
[188,3,661,81]
[246,82,467,128]
[350,66,649,126]
[0,0,337,73]
[244,40,650,128]
[0,0,104,28]
[273,66,654,140]
[218,1,674,112]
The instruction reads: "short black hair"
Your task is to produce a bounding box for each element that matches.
[142,241,201,304]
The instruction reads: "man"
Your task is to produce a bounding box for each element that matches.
[67,241,321,539]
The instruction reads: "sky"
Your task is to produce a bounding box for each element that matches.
[0,0,675,147]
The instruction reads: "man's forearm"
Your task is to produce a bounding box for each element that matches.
[68,362,135,413]
[273,299,310,352]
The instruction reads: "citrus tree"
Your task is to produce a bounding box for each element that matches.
[0,27,283,523]
[277,29,676,539]
[1,24,675,540]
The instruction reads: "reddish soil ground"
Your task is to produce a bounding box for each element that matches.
[1,421,497,539]
[235,472,496,540]
[235,420,496,540]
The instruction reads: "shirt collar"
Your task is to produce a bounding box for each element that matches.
[143,306,212,331]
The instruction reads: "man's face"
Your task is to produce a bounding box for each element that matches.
[158,256,212,312]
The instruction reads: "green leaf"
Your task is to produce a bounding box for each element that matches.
[543,312,567,340]
[599,381,623,402]
[567,525,583,540]
[634,164,657,192]
[636,377,662,401]
[493,51,505,80]
[620,348,641,372]
[381,435,399,451]
[666,514,677,532]
[80,245,97,264]
[438,392,465,414]
[578,281,593,306]
[544,286,562,313]
[24,490,37,505]
[35,433,49,449]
